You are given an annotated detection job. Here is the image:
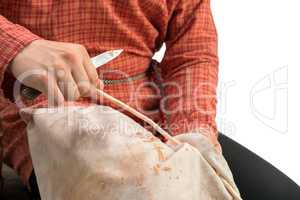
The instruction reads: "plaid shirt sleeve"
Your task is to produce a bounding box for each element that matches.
[0,15,40,89]
[160,0,219,145]
[0,15,41,183]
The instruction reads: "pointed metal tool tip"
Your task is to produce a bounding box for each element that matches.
[91,49,124,68]
[112,49,124,55]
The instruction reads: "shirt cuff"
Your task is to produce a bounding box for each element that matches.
[0,16,41,86]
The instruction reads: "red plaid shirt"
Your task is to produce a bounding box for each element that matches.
[0,0,219,183]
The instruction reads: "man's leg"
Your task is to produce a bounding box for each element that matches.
[219,133,300,200]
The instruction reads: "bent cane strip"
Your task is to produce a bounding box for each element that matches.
[221,177,243,200]
[95,89,242,200]
[95,89,180,146]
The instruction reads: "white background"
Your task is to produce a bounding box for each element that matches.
[155,0,300,185]
[212,0,300,185]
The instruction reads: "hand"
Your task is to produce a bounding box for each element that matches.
[9,39,103,106]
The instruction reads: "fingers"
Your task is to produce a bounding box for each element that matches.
[10,39,103,106]
[83,59,104,90]
[71,45,102,97]
[57,44,100,98]
[47,74,65,107]
[81,47,104,90]
[56,69,80,101]
[70,62,93,97]
[30,44,101,103]
[38,72,65,107]
[81,48,98,84]
[19,69,64,106]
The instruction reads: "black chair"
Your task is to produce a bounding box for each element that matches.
[219,133,300,200]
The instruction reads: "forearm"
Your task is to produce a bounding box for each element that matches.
[161,62,218,141]
[160,0,219,145]
[0,15,40,83]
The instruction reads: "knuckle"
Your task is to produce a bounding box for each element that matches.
[77,83,91,96]
[55,68,68,80]
[60,50,78,64]
[79,86,90,96]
